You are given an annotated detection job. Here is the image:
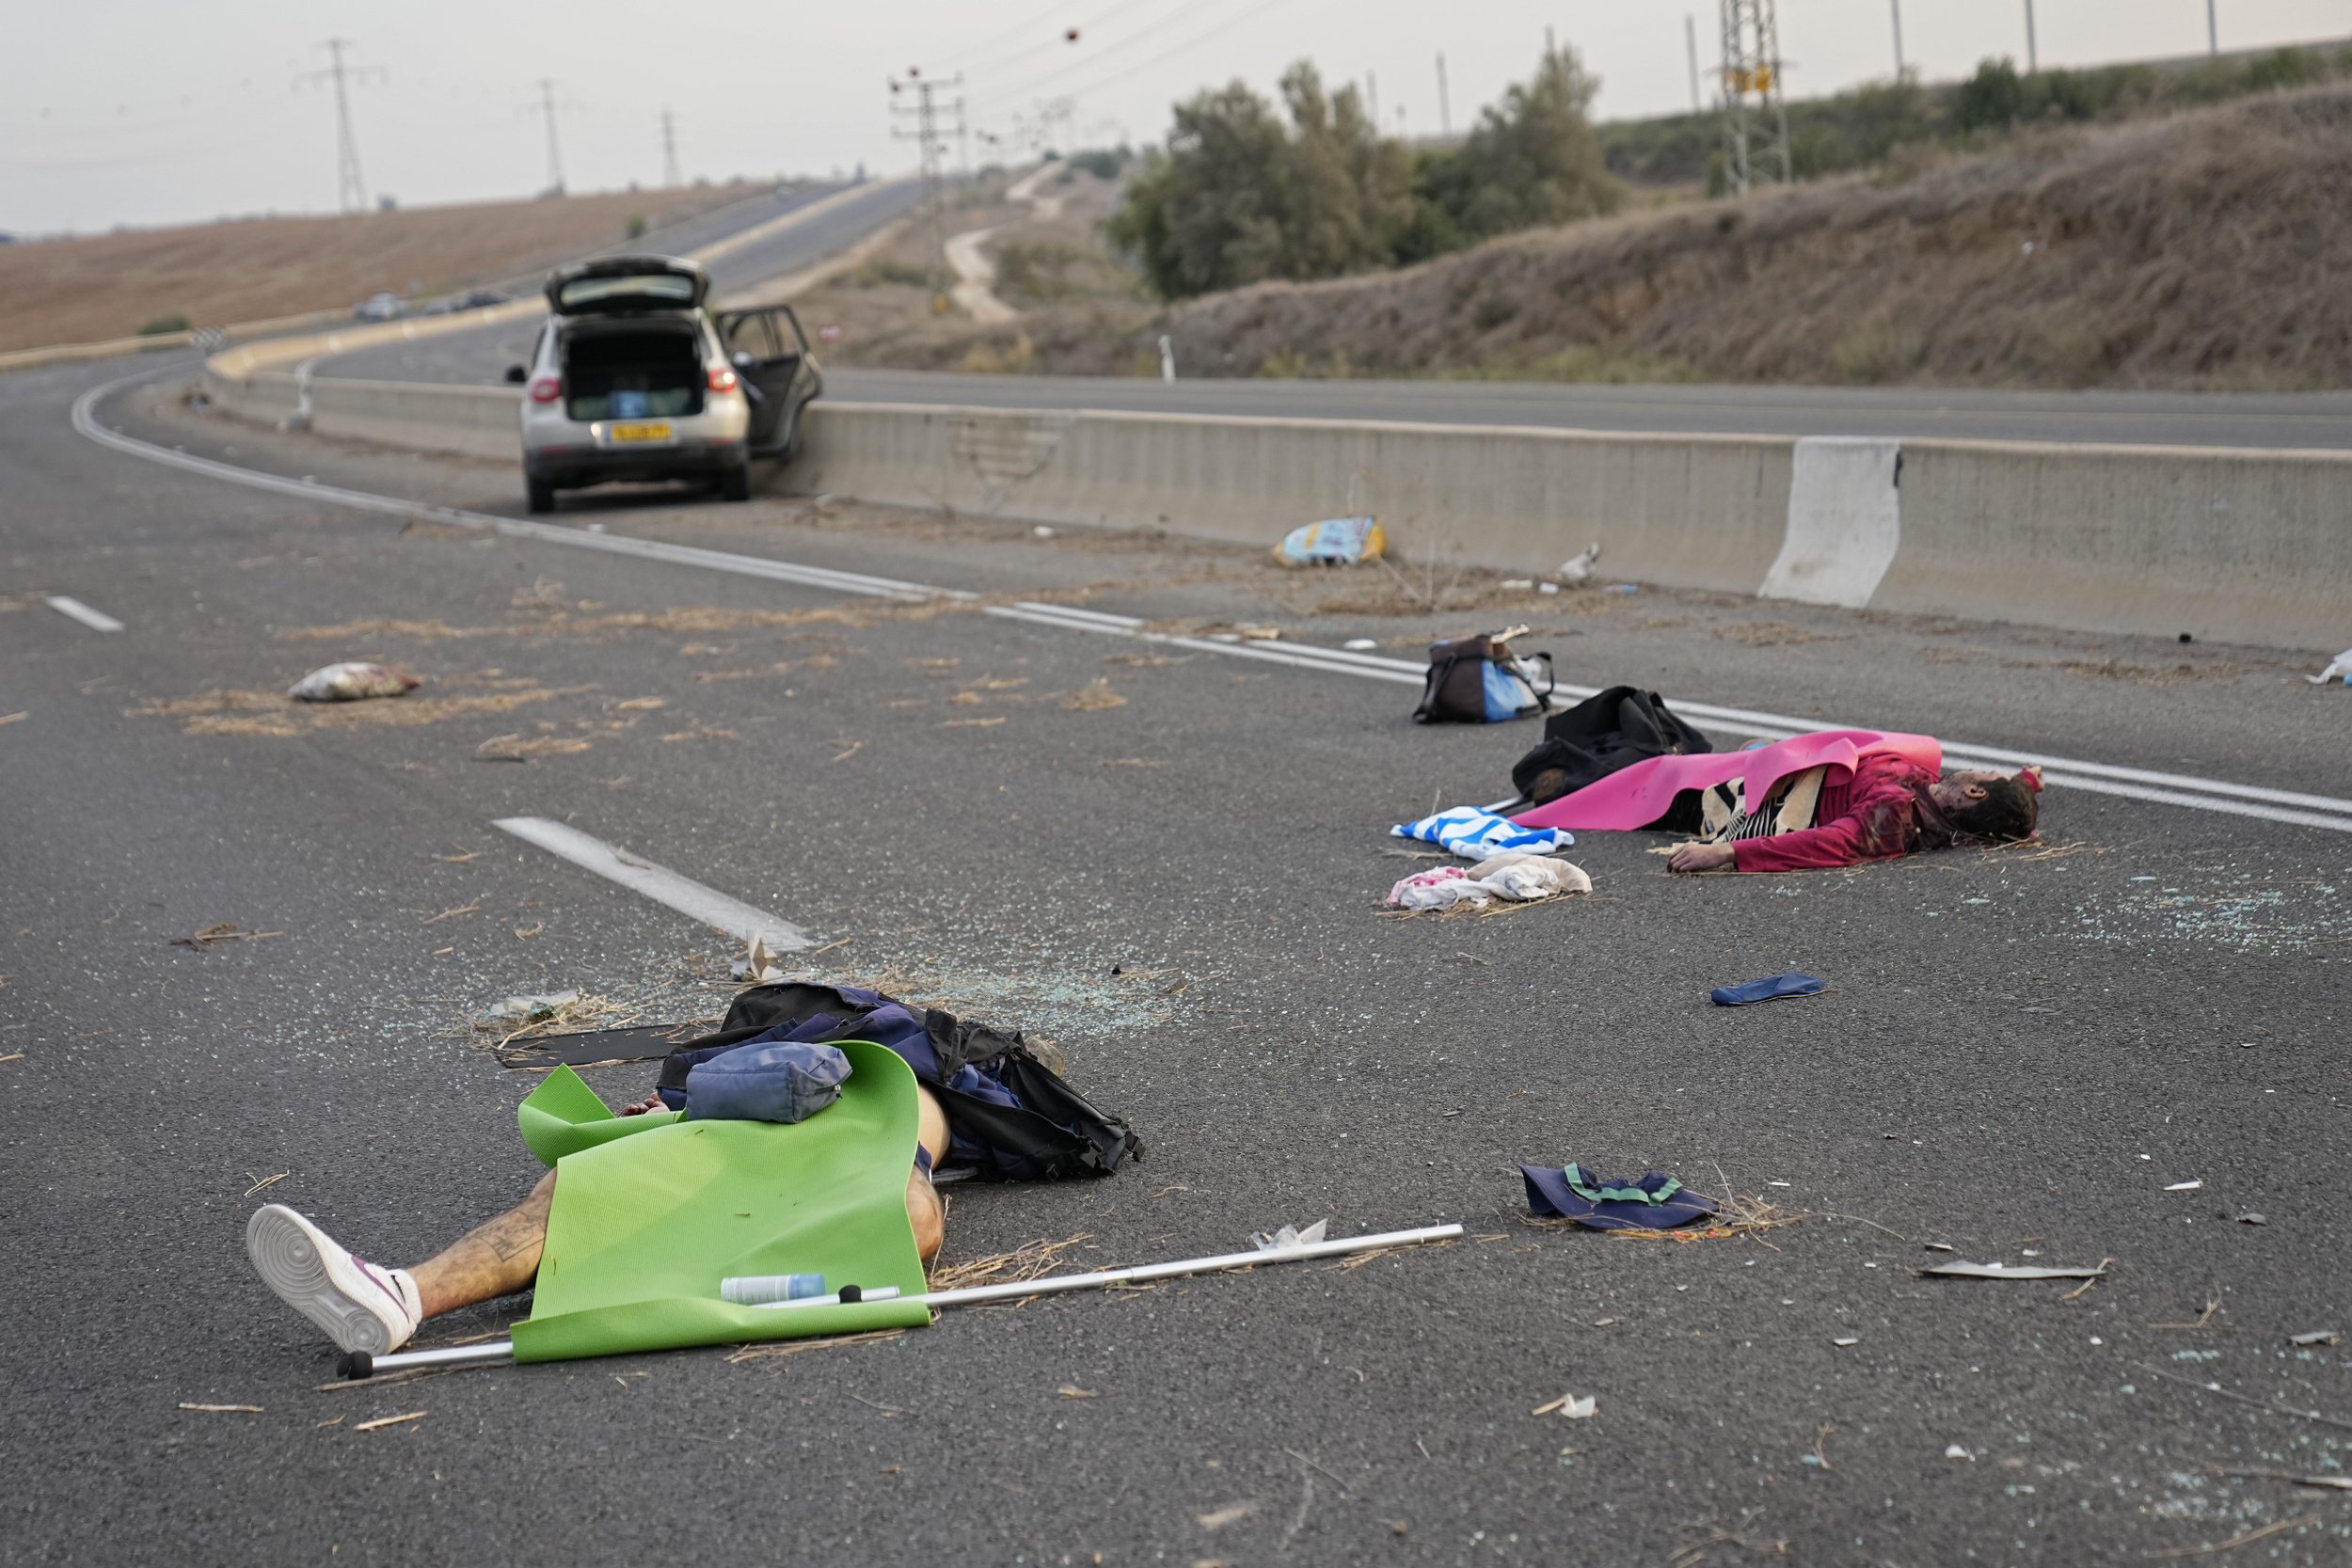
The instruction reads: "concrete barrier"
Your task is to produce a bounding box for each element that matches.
[188,356,2351,651]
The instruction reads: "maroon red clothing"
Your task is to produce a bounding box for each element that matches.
[1730,752,1933,874]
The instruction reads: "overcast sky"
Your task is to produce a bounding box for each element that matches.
[4,0,2344,233]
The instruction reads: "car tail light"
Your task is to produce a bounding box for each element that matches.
[707,366,739,393]
[527,374,562,404]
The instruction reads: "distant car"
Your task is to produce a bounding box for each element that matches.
[423,289,507,317]
[353,290,405,322]
[514,254,822,514]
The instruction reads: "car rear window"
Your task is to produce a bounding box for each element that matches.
[554,274,699,311]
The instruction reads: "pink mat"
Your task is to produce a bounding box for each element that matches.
[1511,729,1943,832]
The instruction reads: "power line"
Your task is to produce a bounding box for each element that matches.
[982,0,1203,107]
[1014,0,1301,108]
[1719,0,1791,192]
[294,38,382,214]
[890,70,965,297]
[528,78,567,195]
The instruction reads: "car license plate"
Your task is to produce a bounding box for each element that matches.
[608,421,673,442]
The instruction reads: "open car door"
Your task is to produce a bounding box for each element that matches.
[713,306,823,459]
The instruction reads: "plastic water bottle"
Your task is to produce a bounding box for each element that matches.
[721,1273,825,1306]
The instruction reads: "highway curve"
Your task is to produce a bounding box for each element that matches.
[3,341,2349,1563]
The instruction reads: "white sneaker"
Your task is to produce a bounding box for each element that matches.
[246,1204,422,1355]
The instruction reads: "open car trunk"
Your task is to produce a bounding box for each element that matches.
[562,320,705,422]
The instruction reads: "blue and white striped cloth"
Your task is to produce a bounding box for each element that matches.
[1391,806,1572,861]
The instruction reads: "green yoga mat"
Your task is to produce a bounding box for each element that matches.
[509,1039,933,1364]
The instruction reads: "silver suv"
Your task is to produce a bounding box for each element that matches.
[514,255,822,513]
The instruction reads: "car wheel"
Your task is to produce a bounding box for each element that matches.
[526,475,556,514]
[716,463,752,503]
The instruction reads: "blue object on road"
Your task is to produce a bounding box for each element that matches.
[685,1040,852,1124]
[1519,1163,1718,1231]
[1710,972,1828,1006]
[1392,805,1571,860]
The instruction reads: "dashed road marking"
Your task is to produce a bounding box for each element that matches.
[493,816,815,951]
[44,595,124,633]
[72,368,2352,837]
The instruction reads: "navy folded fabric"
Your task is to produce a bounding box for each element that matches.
[1519,1163,1718,1231]
[685,1040,852,1124]
[1710,972,1827,1006]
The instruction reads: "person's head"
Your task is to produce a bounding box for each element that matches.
[1929,767,2041,842]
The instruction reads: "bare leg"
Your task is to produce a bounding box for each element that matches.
[406,1169,555,1320]
[405,1084,953,1319]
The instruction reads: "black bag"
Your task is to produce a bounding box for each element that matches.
[1411,629,1554,724]
[1509,686,1714,809]
[657,981,1141,1181]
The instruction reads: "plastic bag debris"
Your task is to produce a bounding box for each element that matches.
[1558,544,1600,583]
[2289,1330,2342,1347]
[1944,1445,1973,1461]
[1251,1219,1329,1252]
[1917,1260,2108,1281]
[2305,647,2352,686]
[2164,1179,2202,1192]
[288,662,421,702]
[1275,515,1385,567]
[485,990,579,1022]
[730,934,785,983]
[1343,639,1379,651]
[1531,1394,1597,1419]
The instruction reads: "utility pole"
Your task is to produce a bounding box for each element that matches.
[1366,71,1378,129]
[1718,0,1791,193]
[1685,15,1703,111]
[1545,24,1557,65]
[2206,0,2219,55]
[296,38,380,213]
[1890,0,1905,78]
[2023,0,2038,73]
[530,78,566,195]
[1435,53,1452,136]
[890,69,964,304]
[660,109,682,187]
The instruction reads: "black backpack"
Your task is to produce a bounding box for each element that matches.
[657,981,1141,1181]
[1509,686,1714,809]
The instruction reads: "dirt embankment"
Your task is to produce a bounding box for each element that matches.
[849,87,2352,392]
[0,183,768,353]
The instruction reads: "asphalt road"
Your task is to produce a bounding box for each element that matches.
[5,353,2350,1565]
[320,179,928,388]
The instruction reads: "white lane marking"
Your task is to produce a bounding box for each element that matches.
[44,594,125,633]
[71,368,2352,836]
[493,816,815,951]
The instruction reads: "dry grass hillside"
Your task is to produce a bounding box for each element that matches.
[1163,85,2351,390]
[0,183,765,353]
[874,86,2351,392]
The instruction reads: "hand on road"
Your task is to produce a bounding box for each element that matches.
[616,1093,666,1117]
[1667,840,1738,875]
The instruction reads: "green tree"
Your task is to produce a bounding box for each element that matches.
[1422,48,1620,242]
[1955,57,2024,131]
[1105,64,1413,298]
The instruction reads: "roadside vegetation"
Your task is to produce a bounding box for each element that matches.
[1604,40,2352,192]
[1104,51,1619,298]
[831,79,2352,394]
